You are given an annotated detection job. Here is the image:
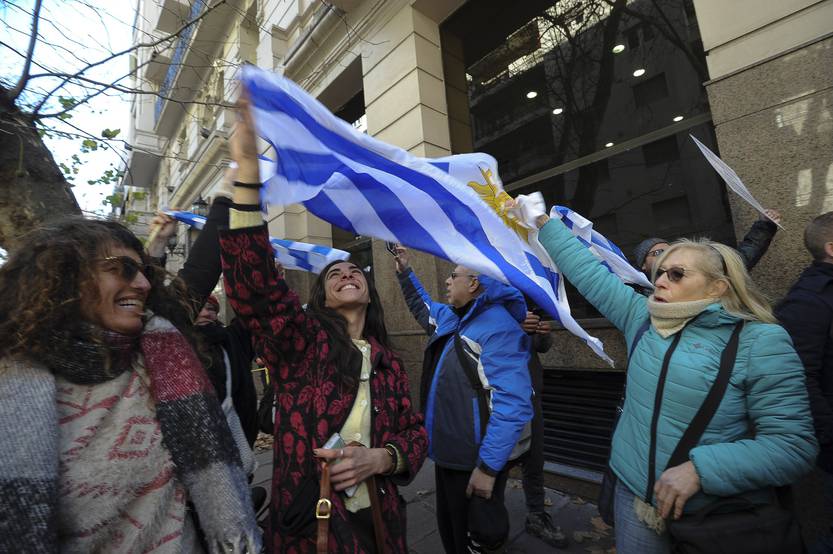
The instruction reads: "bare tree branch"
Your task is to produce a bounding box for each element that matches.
[4,0,43,105]
[31,0,228,116]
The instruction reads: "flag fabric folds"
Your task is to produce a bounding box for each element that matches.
[163,210,349,274]
[241,66,617,363]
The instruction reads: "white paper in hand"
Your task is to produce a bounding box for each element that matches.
[690,135,783,229]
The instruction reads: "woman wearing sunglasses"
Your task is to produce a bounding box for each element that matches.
[0,219,261,552]
[216,96,427,553]
[534,213,816,553]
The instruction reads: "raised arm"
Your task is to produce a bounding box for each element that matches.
[394,246,454,335]
[219,97,315,368]
[736,209,780,271]
[536,215,647,336]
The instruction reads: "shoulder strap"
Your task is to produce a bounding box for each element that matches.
[629,319,652,358]
[454,334,489,441]
[666,320,746,469]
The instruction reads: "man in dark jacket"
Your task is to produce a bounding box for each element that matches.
[776,211,833,552]
[394,249,533,553]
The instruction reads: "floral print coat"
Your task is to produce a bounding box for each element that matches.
[220,225,427,553]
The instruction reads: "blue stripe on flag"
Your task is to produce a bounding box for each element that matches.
[246,80,559,318]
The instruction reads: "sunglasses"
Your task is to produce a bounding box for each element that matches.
[654,266,688,283]
[647,248,665,258]
[450,272,476,280]
[96,256,153,281]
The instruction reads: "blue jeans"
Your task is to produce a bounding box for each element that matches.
[614,480,671,554]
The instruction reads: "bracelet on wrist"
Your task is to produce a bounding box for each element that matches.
[233,181,263,189]
[383,445,398,475]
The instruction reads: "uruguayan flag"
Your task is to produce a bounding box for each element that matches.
[242,66,614,363]
[554,207,654,290]
[164,210,349,274]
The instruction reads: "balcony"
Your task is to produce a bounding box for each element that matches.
[153,0,238,137]
[153,0,191,34]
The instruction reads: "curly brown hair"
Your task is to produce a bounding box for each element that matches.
[0,217,197,364]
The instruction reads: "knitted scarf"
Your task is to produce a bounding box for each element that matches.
[646,297,718,338]
[0,315,261,553]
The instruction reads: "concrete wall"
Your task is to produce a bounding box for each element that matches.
[694,0,833,299]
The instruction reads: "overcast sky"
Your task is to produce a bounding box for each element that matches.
[1,0,137,216]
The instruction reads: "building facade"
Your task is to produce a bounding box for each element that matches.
[123,0,833,484]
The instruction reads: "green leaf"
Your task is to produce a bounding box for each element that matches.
[101,128,121,139]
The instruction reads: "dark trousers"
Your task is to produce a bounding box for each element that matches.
[520,356,546,512]
[435,465,509,554]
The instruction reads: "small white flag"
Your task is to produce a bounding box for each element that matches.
[690,135,783,229]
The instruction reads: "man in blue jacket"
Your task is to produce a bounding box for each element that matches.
[776,211,833,553]
[395,249,533,553]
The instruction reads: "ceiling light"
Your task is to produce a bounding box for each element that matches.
[526,91,538,99]
[612,44,625,54]
[633,68,646,77]
[605,142,614,148]
[673,115,684,122]
[552,107,563,115]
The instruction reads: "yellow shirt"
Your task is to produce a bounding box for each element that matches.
[341,339,373,512]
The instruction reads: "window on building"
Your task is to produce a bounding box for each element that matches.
[633,73,669,108]
[642,135,680,167]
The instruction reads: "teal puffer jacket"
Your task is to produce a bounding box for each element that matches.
[539,218,817,512]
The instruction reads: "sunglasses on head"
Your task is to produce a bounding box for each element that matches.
[655,266,687,283]
[96,256,153,281]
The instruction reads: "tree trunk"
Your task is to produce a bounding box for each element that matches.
[0,110,80,252]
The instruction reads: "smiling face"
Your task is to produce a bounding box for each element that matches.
[323,262,370,311]
[80,244,151,335]
[652,247,727,304]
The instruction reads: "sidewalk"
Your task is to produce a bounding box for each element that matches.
[252,448,616,553]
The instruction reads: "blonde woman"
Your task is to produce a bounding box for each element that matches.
[535,214,817,554]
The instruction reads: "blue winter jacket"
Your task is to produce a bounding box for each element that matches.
[539,218,818,512]
[398,268,533,473]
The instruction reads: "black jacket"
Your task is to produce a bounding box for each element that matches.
[158,197,259,446]
[776,261,833,472]
[737,219,778,271]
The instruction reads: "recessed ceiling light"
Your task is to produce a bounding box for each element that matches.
[605,142,614,148]
[633,68,646,77]
[552,107,563,115]
[526,91,538,99]
[673,115,684,122]
[612,44,625,54]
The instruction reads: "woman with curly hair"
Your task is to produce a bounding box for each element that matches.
[218,96,427,553]
[0,218,261,553]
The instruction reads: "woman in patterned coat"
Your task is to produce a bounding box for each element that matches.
[219,96,427,553]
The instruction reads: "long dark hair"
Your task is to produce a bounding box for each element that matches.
[306,260,390,389]
[0,217,197,365]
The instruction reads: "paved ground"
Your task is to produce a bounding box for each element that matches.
[252,446,616,553]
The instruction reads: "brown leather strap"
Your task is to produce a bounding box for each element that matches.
[316,461,331,554]
[366,474,386,553]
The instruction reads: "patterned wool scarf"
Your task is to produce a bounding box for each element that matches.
[9,315,262,553]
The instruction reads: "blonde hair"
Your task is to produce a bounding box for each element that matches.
[652,238,776,323]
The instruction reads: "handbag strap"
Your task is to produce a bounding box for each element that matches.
[645,329,685,500]
[316,461,332,554]
[666,320,745,469]
[366,474,386,553]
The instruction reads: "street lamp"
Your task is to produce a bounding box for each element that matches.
[191,196,209,217]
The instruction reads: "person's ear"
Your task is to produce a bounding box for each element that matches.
[824,241,833,261]
[708,278,729,299]
[469,277,480,293]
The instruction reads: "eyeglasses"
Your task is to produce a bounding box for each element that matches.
[654,266,688,283]
[96,256,153,281]
[450,272,476,280]
[647,248,665,258]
